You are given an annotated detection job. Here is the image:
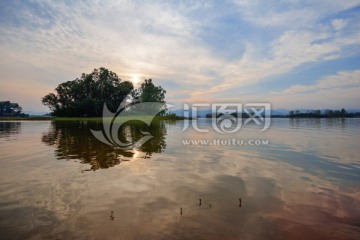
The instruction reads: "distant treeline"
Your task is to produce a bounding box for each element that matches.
[287,109,360,118]
[204,108,360,118]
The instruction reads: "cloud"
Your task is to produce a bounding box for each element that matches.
[263,70,360,109]
[332,19,348,31]
[271,86,360,109]
[231,0,359,28]
[170,0,360,103]
[190,26,360,102]
[0,0,224,107]
[0,0,359,111]
[276,70,360,95]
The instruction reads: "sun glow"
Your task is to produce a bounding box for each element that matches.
[129,73,141,85]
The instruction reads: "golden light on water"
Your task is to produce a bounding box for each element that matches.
[132,150,141,159]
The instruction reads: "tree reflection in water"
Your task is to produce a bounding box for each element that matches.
[42,120,169,171]
[0,121,21,137]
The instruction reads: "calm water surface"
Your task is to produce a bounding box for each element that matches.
[0,119,359,239]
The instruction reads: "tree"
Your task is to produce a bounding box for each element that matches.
[314,109,321,116]
[0,101,25,116]
[42,67,134,117]
[132,79,166,103]
[325,110,334,117]
[131,79,167,115]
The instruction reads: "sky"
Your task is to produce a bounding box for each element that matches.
[0,0,360,113]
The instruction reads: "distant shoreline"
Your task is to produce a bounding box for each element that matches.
[1,116,359,121]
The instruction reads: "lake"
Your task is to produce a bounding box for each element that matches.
[0,119,359,239]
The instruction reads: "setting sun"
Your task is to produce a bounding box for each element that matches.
[129,73,141,85]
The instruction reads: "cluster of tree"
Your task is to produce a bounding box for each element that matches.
[0,101,28,117]
[288,109,360,118]
[129,79,167,115]
[42,67,166,117]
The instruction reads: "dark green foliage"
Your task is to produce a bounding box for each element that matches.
[42,68,168,117]
[42,68,134,117]
[0,101,27,116]
[139,79,166,103]
[288,108,356,118]
[131,79,167,115]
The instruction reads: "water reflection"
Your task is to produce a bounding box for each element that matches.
[0,119,359,239]
[0,121,21,137]
[288,117,351,131]
[41,120,168,171]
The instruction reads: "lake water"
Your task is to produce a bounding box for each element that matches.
[0,119,359,239]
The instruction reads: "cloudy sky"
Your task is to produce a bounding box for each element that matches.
[0,0,360,113]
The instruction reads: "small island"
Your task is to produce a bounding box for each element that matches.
[1,67,185,121]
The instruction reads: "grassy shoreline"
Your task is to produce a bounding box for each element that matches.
[0,115,187,121]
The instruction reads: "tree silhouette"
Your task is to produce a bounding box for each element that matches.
[0,101,26,116]
[42,68,168,117]
[131,79,167,115]
[42,68,134,117]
